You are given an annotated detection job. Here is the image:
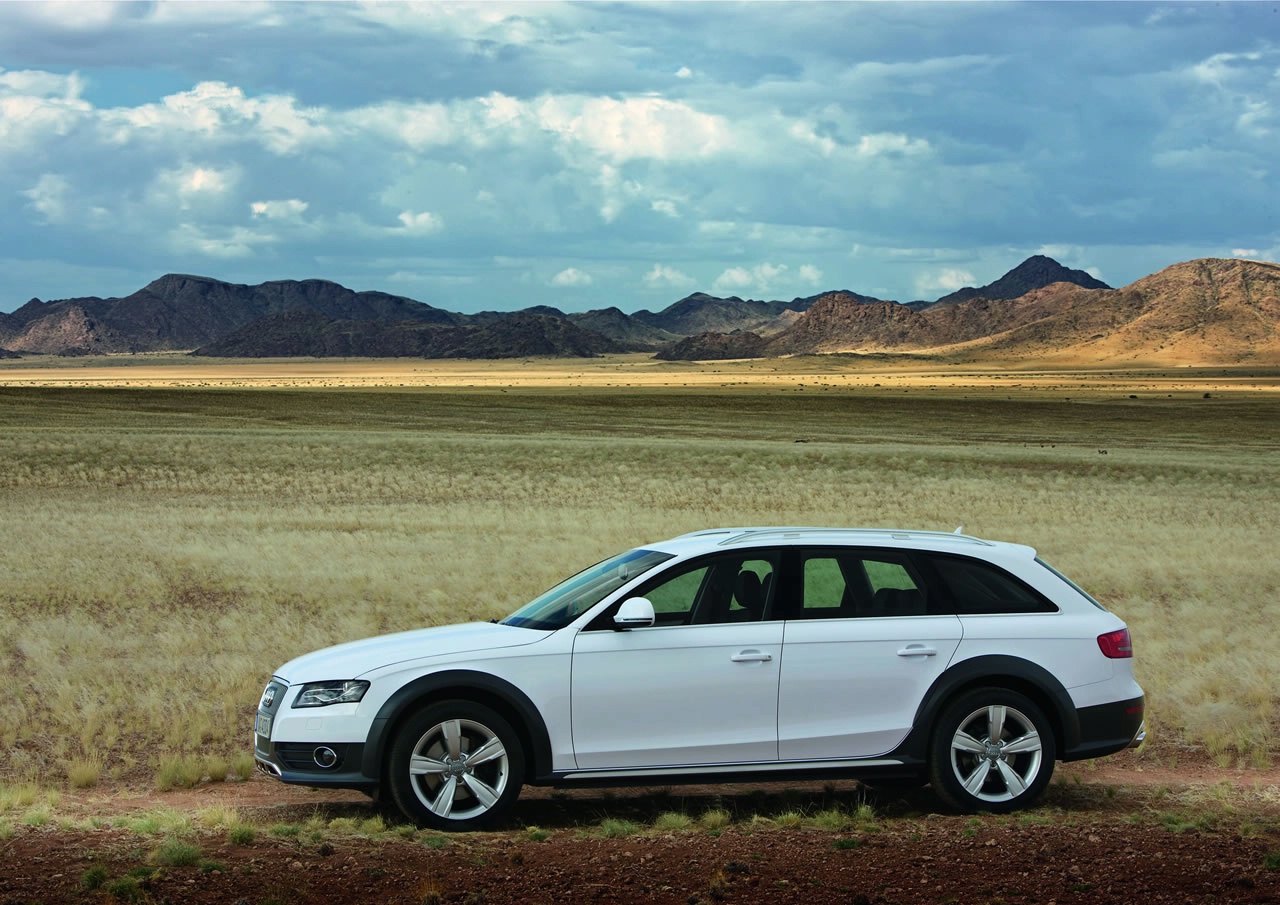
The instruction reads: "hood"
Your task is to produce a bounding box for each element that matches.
[274,621,547,684]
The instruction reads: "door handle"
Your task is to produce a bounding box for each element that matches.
[730,649,773,663]
[896,645,938,657]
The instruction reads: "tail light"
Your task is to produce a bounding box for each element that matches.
[1097,628,1133,659]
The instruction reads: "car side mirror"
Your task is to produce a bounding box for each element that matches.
[613,597,655,630]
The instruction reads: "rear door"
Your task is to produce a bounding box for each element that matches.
[776,548,962,759]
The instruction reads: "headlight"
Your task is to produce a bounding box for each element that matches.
[292,680,370,708]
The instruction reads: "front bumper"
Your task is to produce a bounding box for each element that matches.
[254,679,377,790]
[253,739,375,790]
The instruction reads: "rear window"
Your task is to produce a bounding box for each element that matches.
[928,554,1058,615]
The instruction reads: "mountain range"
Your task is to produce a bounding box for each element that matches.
[2,255,1278,366]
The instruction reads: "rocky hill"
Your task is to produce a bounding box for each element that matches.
[3,256,1277,364]
[630,291,837,336]
[664,258,1280,365]
[0,274,456,355]
[931,254,1111,306]
[195,309,624,359]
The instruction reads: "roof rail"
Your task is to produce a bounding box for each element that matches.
[713,527,992,547]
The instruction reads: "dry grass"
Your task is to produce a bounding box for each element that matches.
[0,376,1277,786]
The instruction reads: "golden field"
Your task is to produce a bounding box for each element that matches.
[0,354,1277,789]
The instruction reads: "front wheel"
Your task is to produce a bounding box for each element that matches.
[928,689,1055,813]
[387,700,525,830]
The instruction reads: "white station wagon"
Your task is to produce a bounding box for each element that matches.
[254,528,1145,829]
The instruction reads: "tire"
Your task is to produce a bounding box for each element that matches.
[386,700,525,830]
[928,688,1055,813]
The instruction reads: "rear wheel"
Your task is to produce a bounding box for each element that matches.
[387,700,525,830]
[928,688,1055,813]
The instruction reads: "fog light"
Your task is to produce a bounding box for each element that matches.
[313,746,339,769]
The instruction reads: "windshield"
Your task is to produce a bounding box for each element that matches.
[501,548,674,631]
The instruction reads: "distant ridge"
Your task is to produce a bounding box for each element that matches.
[662,257,1280,365]
[196,309,624,358]
[931,254,1110,306]
[2,256,1277,365]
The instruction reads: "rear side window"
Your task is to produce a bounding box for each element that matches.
[795,550,931,618]
[928,555,1058,615]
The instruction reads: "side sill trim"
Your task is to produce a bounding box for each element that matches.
[555,757,905,782]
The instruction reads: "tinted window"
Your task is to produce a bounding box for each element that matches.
[795,550,930,618]
[929,555,1058,615]
[589,552,778,629]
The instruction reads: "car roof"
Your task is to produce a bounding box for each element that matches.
[643,527,1038,561]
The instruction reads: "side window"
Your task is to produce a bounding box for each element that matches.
[794,550,930,618]
[862,558,928,616]
[800,557,851,617]
[645,566,707,624]
[725,559,774,622]
[586,552,783,629]
[620,553,777,627]
[930,555,1058,615]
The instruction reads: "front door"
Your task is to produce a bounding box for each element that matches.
[571,551,782,770]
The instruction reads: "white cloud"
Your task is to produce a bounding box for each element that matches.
[1036,244,1083,260]
[1189,51,1263,89]
[345,100,454,151]
[798,264,823,285]
[713,262,789,295]
[855,132,931,158]
[107,81,328,154]
[550,267,592,287]
[535,95,731,163]
[651,199,679,218]
[915,268,976,295]
[0,90,89,153]
[1232,248,1260,258]
[0,68,84,98]
[643,264,695,290]
[151,164,238,210]
[789,121,836,157]
[351,2,544,46]
[8,1,131,31]
[171,223,274,258]
[22,174,73,224]
[396,211,443,234]
[595,164,643,223]
[675,66,693,79]
[251,199,308,220]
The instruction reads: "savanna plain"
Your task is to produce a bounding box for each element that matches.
[1,355,1279,904]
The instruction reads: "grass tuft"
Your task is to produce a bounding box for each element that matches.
[151,837,203,867]
[66,758,102,789]
[653,811,694,832]
[80,865,109,890]
[598,817,640,838]
[155,756,203,792]
[700,808,732,831]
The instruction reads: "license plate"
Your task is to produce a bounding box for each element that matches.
[254,711,272,737]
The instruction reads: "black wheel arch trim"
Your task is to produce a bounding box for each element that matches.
[361,670,554,784]
[891,654,1080,762]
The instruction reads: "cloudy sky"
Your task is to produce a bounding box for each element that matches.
[1,1,1277,314]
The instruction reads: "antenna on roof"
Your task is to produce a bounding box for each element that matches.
[954,526,964,534]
